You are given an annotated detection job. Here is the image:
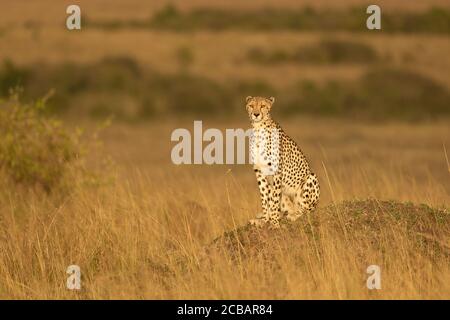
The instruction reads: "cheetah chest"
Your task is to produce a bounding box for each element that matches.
[250,128,280,176]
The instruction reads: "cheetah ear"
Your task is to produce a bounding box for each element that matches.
[268,97,275,104]
[246,96,253,103]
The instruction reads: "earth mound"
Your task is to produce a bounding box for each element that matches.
[207,199,450,261]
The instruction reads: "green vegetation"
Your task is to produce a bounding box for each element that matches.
[0,60,29,96]
[91,5,450,34]
[0,58,449,121]
[285,68,450,120]
[0,92,107,193]
[247,39,378,64]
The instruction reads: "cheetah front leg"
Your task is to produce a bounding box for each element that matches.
[268,174,282,228]
[249,168,271,227]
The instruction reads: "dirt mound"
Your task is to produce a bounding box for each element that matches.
[207,199,450,261]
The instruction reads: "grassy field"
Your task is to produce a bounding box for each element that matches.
[0,0,449,299]
[0,118,449,299]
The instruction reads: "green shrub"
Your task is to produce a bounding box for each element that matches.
[0,92,104,193]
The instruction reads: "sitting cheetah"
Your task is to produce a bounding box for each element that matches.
[246,96,320,228]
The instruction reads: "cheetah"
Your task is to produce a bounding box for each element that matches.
[246,96,320,228]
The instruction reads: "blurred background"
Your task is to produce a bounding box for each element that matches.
[0,0,449,121]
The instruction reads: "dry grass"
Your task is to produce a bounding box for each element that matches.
[1,0,449,300]
[0,119,448,299]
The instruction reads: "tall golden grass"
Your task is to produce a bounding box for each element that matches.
[0,119,448,299]
[1,0,449,300]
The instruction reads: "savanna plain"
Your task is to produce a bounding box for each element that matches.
[0,0,449,299]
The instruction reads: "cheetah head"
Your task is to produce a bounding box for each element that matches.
[245,96,275,124]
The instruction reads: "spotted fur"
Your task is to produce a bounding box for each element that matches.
[246,96,320,228]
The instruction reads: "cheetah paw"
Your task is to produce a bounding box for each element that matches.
[268,221,281,230]
[255,212,265,219]
[286,212,305,222]
[249,218,265,227]
[286,214,299,222]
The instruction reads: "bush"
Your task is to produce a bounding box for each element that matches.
[0,92,102,193]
